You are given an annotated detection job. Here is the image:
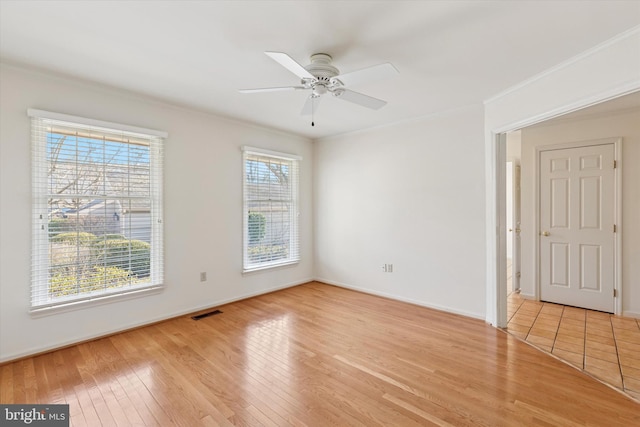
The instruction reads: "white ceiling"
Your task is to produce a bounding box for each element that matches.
[1,1,639,139]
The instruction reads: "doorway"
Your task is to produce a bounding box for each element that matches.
[493,92,639,328]
[497,105,636,399]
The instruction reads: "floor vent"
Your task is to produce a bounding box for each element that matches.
[191,310,222,320]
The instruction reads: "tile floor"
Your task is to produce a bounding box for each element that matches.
[506,292,640,401]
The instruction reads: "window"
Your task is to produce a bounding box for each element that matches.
[29,109,166,313]
[242,147,300,272]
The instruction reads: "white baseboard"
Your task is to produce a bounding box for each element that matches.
[516,292,536,300]
[0,277,313,363]
[315,277,485,321]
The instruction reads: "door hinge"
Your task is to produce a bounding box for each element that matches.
[613,160,617,169]
[614,289,617,298]
[613,224,617,233]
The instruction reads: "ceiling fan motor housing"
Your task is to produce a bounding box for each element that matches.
[304,53,339,78]
[304,53,344,97]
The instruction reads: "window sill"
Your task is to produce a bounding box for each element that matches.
[243,260,299,274]
[29,285,164,318]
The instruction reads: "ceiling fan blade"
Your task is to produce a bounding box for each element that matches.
[265,51,315,80]
[301,96,322,116]
[239,86,307,94]
[335,89,387,110]
[334,63,398,87]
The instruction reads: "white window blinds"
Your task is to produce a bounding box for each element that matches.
[242,147,300,272]
[29,109,165,312]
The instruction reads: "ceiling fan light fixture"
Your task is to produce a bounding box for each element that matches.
[313,84,328,96]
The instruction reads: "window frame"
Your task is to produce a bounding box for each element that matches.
[242,146,301,273]
[28,109,167,315]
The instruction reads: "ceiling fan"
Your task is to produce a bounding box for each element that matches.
[239,52,398,125]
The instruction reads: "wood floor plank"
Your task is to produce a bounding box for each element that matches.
[383,393,456,427]
[10,361,27,404]
[0,364,14,403]
[120,329,230,426]
[159,318,317,426]
[71,381,101,426]
[1,282,639,426]
[51,350,86,426]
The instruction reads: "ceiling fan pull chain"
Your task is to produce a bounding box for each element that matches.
[311,96,315,127]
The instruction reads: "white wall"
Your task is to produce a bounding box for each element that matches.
[0,63,314,362]
[314,106,487,319]
[519,109,640,317]
[484,26,640,326]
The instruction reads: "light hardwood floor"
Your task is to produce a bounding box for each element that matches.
[1,282,639,426]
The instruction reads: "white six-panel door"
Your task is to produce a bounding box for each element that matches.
[539,143,615,312]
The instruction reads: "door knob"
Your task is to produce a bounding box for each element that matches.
[541,231,550,236]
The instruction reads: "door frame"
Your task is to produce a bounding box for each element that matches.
[511,162,521,292]
[534,138,622,313]
[505,160,521,293]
